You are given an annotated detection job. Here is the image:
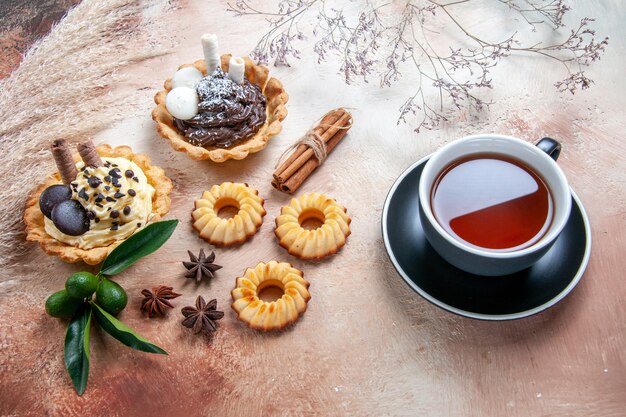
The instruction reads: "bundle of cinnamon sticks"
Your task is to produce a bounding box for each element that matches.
[272,108,353,194]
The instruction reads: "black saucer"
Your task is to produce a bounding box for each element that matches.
[382,156,591,320]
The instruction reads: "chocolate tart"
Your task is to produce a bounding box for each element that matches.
[24,144,173,265]
[151,55,288,162]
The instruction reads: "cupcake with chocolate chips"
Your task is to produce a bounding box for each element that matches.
[152,34,288,162]
[24,140,172,265]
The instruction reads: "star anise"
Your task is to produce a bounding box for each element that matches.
[140,285,181,317]
[181,296,224,335]
[183,249,222,282]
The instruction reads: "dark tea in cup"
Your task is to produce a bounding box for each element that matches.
[418,135,571,276]
[430,153,553,251]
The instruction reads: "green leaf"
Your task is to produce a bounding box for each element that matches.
[100,220,178,276]
[64,304,91,395]
[91,302,167,355]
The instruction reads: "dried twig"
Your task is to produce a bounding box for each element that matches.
[228,0,609,132]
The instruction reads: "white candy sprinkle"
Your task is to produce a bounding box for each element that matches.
[166,87,199,120]
[172,67,204,89]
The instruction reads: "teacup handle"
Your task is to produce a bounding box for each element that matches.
[536,137,562,161]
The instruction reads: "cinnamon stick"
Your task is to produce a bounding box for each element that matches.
[271,108,352,194]
[77,140,103,167]
[51,139,77,185]
[273,109,345,181]
[276,110,351,184]
[280,125,350,194]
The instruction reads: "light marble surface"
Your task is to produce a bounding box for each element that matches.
[1,1,625,416]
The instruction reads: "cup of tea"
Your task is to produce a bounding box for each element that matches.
[418,134,572,276]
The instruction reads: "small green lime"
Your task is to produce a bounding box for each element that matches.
[96,278,128,315]
[45,289,84,318]
[65,271,99,299]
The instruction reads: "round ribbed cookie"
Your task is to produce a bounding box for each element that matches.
[274,192,351,260]
[231,261,311,331]
[191,182,266,246]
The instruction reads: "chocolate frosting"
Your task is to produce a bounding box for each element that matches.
[174,69,267,148]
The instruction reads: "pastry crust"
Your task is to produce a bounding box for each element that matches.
[152,55,289,162]
[24,144,173,265]
[191,182,266,246]
[275,193,351,260]
[231,261,311,331]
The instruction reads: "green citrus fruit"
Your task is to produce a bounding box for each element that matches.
[45,289,84,318]
[96,278,128,315]
[65,271,99,300]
